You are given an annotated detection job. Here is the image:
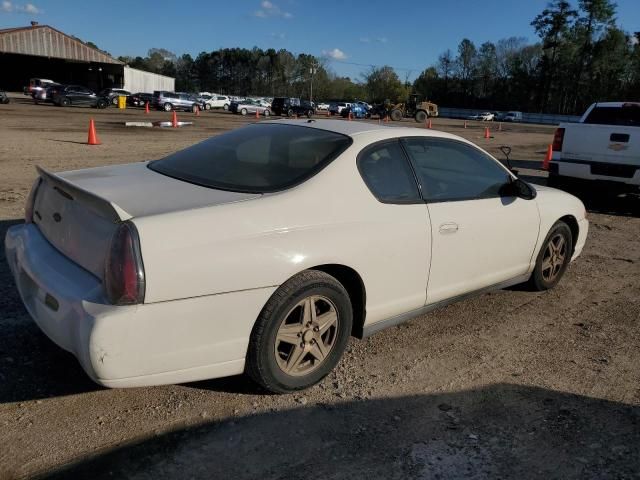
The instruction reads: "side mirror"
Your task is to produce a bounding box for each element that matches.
[501,178,537,200]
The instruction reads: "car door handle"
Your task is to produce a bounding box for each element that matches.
[439,222,459,234]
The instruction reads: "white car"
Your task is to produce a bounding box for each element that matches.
[208,95,231,110]
[316,103,330,111]
[5,120,588,393]
[468,112,495,121]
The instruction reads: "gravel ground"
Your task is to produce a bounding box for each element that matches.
[0,97,638,480]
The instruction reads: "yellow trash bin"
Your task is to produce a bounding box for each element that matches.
[118,95,126,109]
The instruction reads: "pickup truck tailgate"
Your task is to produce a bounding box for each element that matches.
[562,124,639,166]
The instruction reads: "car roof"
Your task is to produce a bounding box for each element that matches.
[262,118,465,141]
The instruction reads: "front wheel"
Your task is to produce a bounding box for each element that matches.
[241,108,248,116]
[97,99,108,109]
[246,270,353,393]
[306,110,314,118]
[527,221,573,291]
[264,109,271,117]
[61,97,71,107]
[163,102,173,112]
[415,110,427,123]
[205,104,211,110]
[223,104,229,111]
[287,108,294,117]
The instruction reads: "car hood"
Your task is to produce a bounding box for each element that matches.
[57,161,261,219]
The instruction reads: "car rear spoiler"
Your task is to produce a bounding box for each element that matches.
[36,166,132,223]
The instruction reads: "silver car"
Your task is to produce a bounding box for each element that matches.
[235,99,271,116]
[153,91,200,112]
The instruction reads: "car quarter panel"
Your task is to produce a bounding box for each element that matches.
[134,134,432,326]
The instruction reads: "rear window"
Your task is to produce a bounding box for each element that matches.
[584,105,640,127]
[149,123,352,193]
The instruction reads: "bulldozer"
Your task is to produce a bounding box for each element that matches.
[387,94,439,122]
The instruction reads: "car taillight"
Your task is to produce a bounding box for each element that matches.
[104,222,145,305]
[24,177,42,223]
[552,128,565,152]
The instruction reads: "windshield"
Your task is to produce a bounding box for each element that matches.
[149,123,352,193]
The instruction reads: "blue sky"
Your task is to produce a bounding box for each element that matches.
[1,0,639,81]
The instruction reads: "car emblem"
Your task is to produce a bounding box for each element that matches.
[608,143,628,152]
[52,212,62,222]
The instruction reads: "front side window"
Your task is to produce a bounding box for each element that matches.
[357,141,421,204]
[149,124,352,193]
[402,138,510,203]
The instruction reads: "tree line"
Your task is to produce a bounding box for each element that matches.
[118,0,639,115]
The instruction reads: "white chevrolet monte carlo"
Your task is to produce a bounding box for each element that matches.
[5,119,588,393]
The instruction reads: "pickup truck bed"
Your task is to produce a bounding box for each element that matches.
[549,102,640,188]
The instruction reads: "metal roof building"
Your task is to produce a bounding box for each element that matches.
[0,23,174,93]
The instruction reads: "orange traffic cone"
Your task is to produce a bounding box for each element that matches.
[145,102,149,114]
[255,108,260,119]
[484,127,490,139]
[542,144,553,170]
[348,112,352,121]
[87,119,100,145]
[427,119,432,129]
[464,120,467,129]
[195,105,200,116]
[172,110,178,128]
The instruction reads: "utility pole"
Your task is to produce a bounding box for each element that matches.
[309,61,318,103]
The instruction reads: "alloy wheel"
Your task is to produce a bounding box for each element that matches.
[541,233,567,282]
[274,295,339,376]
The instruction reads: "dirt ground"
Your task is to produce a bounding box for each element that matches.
[0,97,638,480]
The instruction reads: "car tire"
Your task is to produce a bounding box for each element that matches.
[111,97,118,105]
[306,110,314,118]
[205,104,211,110]
[241,108,248,116]
[287,109,294,117]
[223,104,229,111]
[246,270,353,394]
[415,110,428,123]
[526,221,573,291]
[264,109,271,117]
[61,97,70,107]
[97,99,108,109]
[390,109,403,121]
[163,103,173,112]
[191,104,198,113]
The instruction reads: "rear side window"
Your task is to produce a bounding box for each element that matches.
[149,124,352,193]
[584,105,640,127]
[403,138,510,203]
[357,141,421,204]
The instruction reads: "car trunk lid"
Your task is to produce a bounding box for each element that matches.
[33,163,260,280]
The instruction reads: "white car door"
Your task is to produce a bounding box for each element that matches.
[402,137,540,304]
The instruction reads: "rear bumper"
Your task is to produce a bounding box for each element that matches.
[550,159,640,186]
[5,223,276,388]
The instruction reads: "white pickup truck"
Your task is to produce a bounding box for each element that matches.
[549,102,640,190]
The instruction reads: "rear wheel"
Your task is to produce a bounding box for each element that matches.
[306,110,314,118]
[163,102,173,112]
[246,270,353,393]
[97,99,108,109]
[287,108,294,117]
[223,104,229,111]
[205,104,211,110]
[61,97,70,107]
[415,110,428,123]
[241,108,248,116]
[264,109,271,117]
[527,221,573,291]
[390,109,403,121]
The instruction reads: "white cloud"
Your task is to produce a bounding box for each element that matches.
[252,1,292,19]
[1,1,43,13]
[359,37,370,43]
[322,48,347,60]
[271,32,285,39]
[377,37,388,44]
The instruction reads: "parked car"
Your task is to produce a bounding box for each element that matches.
[271,97,315,117]
[197,94,216,110]
[207,95,231,110]
[128,92,153,107]
[0,90,9,104]
[33,83,63,104]
[548,102,640,190]
[254,99,271,109]
[5,119,588,393]
[468,112,495,121]
[503,111,523,122]
[340,103,369,119]
[152,91,200,112]
[316,102,330,111]
[52,85,109,108]
[329,102,350,115]
[24,78,55,97]
[99,88,131,105]
[234,99,271,116]
[355,100,372,111]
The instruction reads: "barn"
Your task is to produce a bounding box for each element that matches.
[0,22,174,93]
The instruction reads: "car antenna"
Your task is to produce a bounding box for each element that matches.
[499,145,516,175]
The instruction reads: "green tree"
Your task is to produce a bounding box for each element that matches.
[363,66,407,103]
